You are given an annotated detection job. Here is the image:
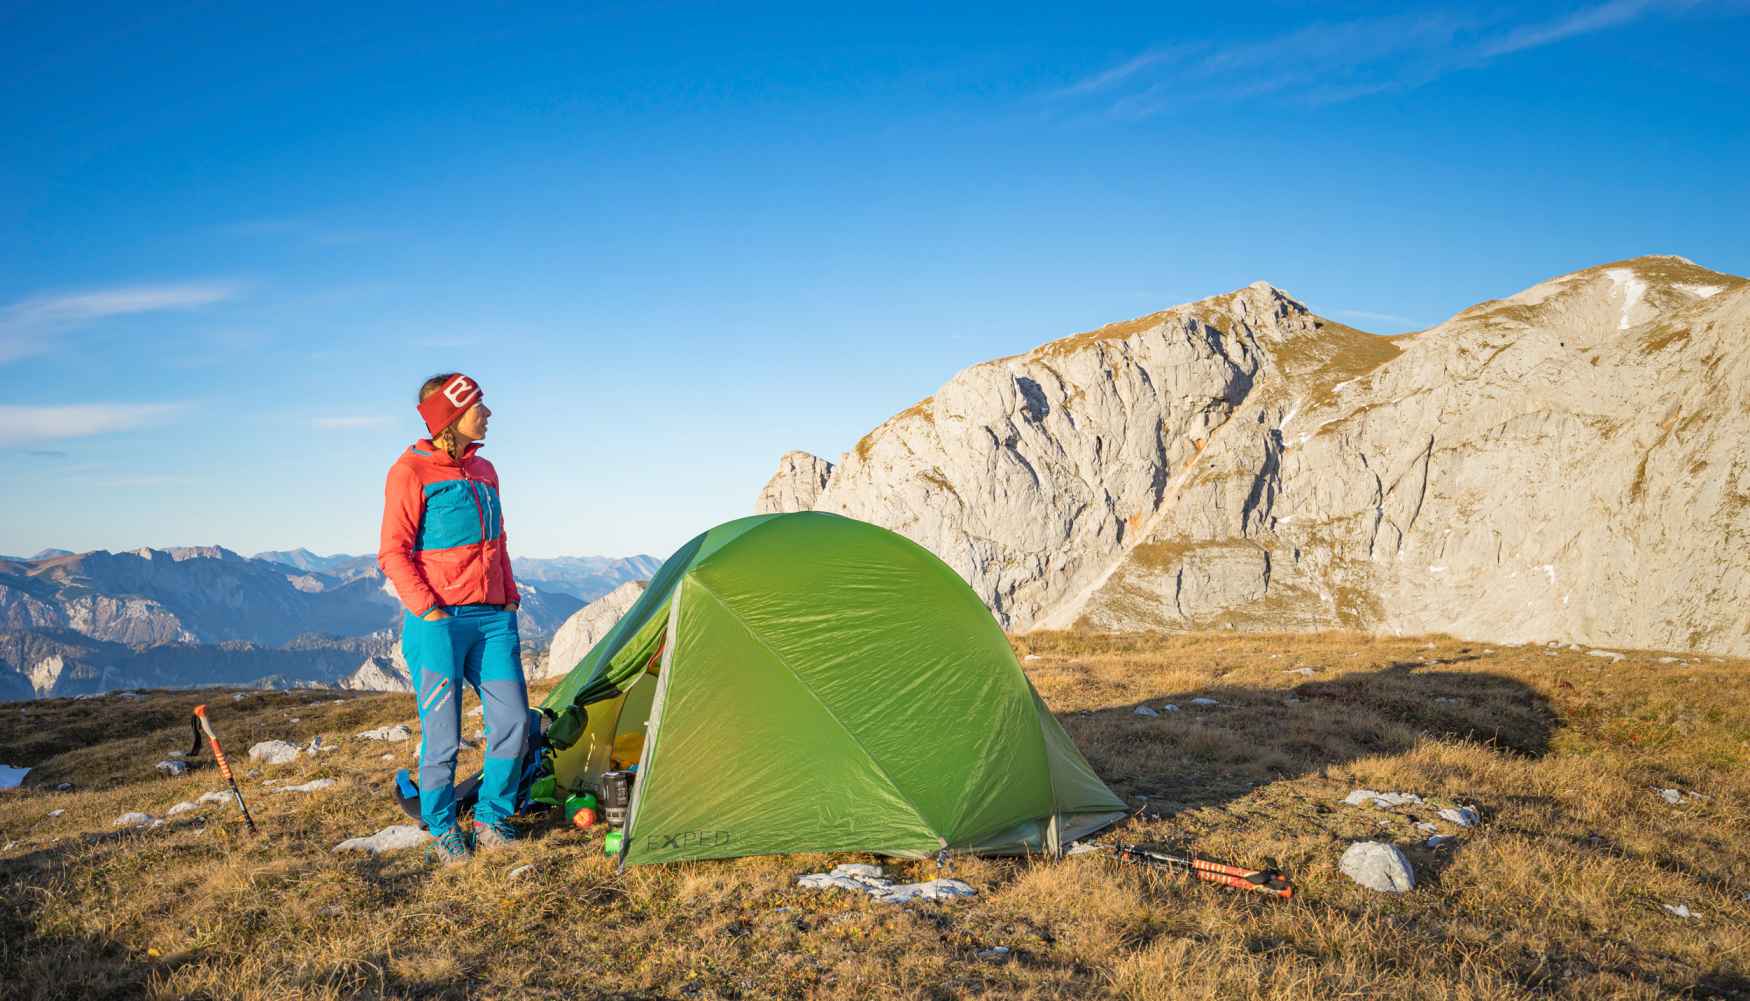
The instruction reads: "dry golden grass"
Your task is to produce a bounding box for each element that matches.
[3,633,1748,1000]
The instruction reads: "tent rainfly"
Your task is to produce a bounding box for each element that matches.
[536,512,1127,865]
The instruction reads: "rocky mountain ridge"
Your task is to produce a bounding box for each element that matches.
[759,255,1750,654]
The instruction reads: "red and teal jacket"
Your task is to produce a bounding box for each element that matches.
[378,439,520,617]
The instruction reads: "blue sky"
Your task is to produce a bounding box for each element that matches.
[3,1,1747,560]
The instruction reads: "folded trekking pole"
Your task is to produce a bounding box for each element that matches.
[189,704,259,834]
[1111,842,1293,899]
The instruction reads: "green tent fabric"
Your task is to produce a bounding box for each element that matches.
[538,511,1127,865]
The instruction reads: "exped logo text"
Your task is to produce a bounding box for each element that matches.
[649,830,732,851]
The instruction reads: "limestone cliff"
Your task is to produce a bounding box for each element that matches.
[759,256,1750,654]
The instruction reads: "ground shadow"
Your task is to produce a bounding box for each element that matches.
[1055,655,1558,890]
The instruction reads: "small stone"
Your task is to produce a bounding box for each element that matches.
[380,753,393,761]
[508,864,534,879]
[333,824,427,854]
[1414,821,1438,833]
[1133,706,1159,718]
[113,812,158,829]
[274,779,336,794]
[1023,654,1041,662]
[55,783,73,792]
[1189,697,1219,706]
[1425,835,1458,849]
[357,724,413,742]
[1657,657,1680,664]
[231,693,246,701]
[1339,841,1415,893]
[155,760,187,777]
[1438,806,1480,828]
[247,740,300,765]
[1162,704,1180,712]
[976,946,1011,961]
[1588,649,1625,662]
[47,809,64,818]
[1662,903,1694,919]
[198,790,234,806]
[304,736,336,756]
[1659,788,1683,805]
[1285,667,1315,676]
[166,801,200,816]
[288,717,301,724]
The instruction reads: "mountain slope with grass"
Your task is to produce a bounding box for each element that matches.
[761,256,1750,654]
[2,633,1745,999]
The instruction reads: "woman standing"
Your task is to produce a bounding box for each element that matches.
[378,372,528,863]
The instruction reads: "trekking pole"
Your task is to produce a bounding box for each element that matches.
[190,704,259,834]
[1112,842,1293,899]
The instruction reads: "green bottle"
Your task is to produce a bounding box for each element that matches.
[603,831,623,856]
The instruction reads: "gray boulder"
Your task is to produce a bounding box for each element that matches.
[247,740,300,765]
[1339,841,1415,893]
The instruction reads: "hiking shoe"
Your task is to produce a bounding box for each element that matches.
[472,819,517,852]
[428,827,472,865]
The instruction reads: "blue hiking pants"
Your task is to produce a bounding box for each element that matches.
[402,603,528,833]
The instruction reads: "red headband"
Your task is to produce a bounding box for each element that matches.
[417,373,483,436]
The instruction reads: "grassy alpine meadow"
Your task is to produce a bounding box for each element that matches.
[1,633,1746,1000]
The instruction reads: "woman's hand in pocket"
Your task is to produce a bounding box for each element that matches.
[421,608,450,622]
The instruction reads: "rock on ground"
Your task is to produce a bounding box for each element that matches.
[274,779,336,794]
[165,801,200,816]
[1133,705,1158,717]
[248,740,300,765]
[356,724,412,742]
[796,863,977,904]
[1438,806,1481,827]
[1342,789,1425,808]
[197,790,234,806]
[333,824,427,854]
[304,735,336,756]
[113,812,161,829]
[1340,841,1416,893]
[155,759,187,777]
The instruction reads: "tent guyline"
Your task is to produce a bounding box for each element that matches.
[522,511,1129,866]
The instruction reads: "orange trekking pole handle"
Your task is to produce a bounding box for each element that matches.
[192,704,259,834]
[1113,842,1293,899]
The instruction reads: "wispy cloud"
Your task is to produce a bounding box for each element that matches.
[313,416,393,430]
[1480,0,1662,56]
[0,283,240,363]
[1049,44,1205,98]
[0,403,189,445]
[1052,2,1706,116]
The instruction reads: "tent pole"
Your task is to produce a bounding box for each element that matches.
[616,580,686,869]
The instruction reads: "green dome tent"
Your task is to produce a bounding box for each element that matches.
[536,512,1127,865]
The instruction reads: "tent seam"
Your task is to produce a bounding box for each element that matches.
[688,576,944,844]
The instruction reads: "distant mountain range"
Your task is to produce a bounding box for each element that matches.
[0,545,656,700]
